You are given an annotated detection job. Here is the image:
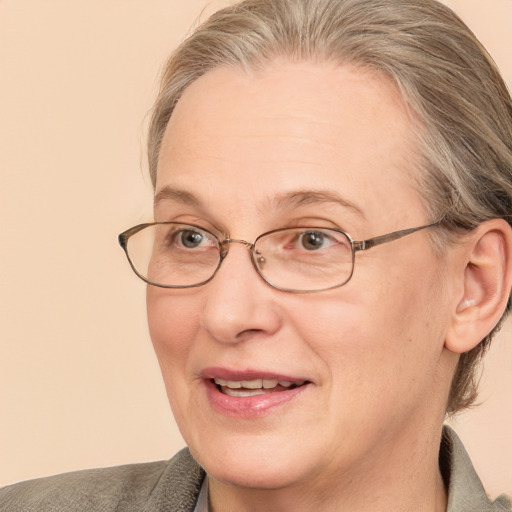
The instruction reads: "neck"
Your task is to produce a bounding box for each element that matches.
[208,424,448,512]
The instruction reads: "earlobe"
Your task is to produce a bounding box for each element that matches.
[445,219,512,354]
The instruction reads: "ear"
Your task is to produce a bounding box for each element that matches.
[445,219,512,354]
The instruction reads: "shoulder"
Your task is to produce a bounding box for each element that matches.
[492,495,512,511]
[0,461,167,511]
[442,426,512,512]
[0,448,205,512]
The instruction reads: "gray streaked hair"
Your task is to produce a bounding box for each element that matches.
[147,0,512,413]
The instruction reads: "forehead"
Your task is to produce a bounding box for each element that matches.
[156,60,424,230]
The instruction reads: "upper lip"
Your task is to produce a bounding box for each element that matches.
[200,367,310,383]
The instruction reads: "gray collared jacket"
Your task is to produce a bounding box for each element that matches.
[0,427,510,511]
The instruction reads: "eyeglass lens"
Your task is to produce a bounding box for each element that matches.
[125,223,355,291]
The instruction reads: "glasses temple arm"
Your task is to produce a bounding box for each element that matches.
[353,221,440,252]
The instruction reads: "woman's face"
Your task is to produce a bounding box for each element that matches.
[147,61,454,492]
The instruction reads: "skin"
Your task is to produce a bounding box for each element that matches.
[147,61,462,511]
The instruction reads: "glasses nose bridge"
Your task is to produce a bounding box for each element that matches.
[220,238,255,257]
[216,238,268,287]
[218,237,262,280]
[219,234,268,278]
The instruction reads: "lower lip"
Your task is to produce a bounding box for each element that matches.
[204,379,310,418]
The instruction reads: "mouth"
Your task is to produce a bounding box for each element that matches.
[200,368,312,416]
[212,377,308,397]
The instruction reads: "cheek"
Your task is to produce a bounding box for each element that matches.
[146,288,203,376]
[289,262,448,401]
[146,289,204,434]
[148,287,198,337]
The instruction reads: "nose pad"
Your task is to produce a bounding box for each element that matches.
[255,254,266,270]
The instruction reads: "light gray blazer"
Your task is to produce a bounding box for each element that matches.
[1,427,510,511]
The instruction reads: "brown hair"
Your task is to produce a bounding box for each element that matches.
[148,0,512,414]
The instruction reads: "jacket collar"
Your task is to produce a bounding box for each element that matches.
[144,426,509,512]
[442,425,509,511]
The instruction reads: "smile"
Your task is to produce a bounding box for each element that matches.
[201,368,312,417]
[213,378,307,397]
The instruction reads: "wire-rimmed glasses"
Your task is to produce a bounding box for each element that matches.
[118,220,441,293]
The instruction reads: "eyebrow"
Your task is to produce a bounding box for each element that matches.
[154,186,202,207]
[269,190,366,218]
[154,186,365,218]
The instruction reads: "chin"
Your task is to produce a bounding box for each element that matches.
[187,433,317,490]
[204,458,306,490]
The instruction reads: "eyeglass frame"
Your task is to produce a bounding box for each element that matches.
[118,219,442,294]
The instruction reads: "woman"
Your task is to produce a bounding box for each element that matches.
[1,0,511,510]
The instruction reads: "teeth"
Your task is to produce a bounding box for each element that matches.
[223,388,266,397]
[242,379,263,389]
[213,378,305,390]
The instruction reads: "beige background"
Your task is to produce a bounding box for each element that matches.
[1,0,511,497]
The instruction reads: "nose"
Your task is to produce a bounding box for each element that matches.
[200,243,282,344]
